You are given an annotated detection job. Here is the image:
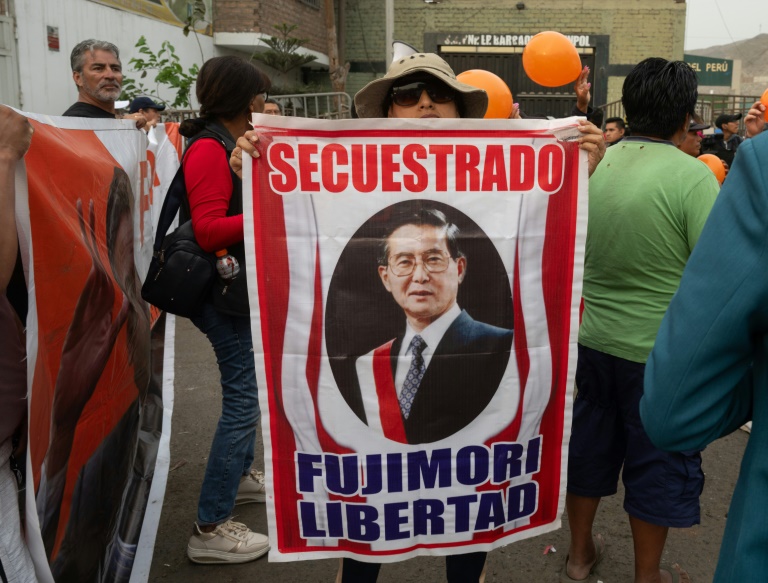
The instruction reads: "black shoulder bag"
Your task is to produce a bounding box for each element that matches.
[141,130,231,317]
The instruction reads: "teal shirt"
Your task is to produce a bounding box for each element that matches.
[642,132,768,582]
[579,139,719,362]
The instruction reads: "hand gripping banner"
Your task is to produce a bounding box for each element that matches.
[243,115,587,562]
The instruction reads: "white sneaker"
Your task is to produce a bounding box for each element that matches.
[187,520,269,564]
[235,469,267,504]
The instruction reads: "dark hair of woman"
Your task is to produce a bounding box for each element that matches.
[180,56,270,137]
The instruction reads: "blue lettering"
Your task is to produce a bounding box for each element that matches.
[327,501,344,538]
[456,445,490,485]
[299,501,326,537]
[346,504,380,542]
[325,454,359,495]
[414,499,445,536]
[407,448,452,491]
[525,436,542,474]
[475,491,506,530]
[387,453,403,493]
[493,443,524,483]
[297,453,323,493]
[384,502,410,540]
[362,454,383,495]
[507,482,538,522]
[446,494,478,532]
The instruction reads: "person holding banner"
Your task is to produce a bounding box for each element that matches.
[63,39,147,129]
[228,51,605,582]
[0,105,36,583]
[178,56,272,565]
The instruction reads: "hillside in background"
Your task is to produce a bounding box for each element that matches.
[688,33,768,96]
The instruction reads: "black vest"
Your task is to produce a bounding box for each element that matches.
[181,121,249,317]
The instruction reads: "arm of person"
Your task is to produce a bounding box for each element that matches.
[577,119,605,177]
[0,106,33,293]
[186,138,244,251]
[572,66,592,116]
[745,100,766,138]
[641,136,768,451]
[121,112,147,130]
[230,130,261,179]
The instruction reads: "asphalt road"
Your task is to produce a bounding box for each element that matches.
[148,316,745,583]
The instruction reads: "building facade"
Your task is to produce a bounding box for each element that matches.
[1,0,687,116]
[344,0,687,115]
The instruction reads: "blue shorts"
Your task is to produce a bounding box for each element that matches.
[567,344,703,528]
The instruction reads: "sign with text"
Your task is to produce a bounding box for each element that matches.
[685,54,734,86]
[244,115,587,562]
[439,32,594,48]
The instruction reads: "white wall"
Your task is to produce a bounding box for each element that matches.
[15,0,219,115]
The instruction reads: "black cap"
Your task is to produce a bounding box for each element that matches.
[715,113,741,129]
[129,96,166,114]
[689,120,710,131]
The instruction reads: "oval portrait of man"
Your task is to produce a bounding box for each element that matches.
[326,199,514,445]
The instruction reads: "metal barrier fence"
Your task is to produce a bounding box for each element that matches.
[161,92,353,123]
[272,92,352,119]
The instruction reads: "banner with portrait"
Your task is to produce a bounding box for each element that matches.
[243,115,588,561]
[13,115,180,582]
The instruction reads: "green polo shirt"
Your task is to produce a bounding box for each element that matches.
[579,139,720,363]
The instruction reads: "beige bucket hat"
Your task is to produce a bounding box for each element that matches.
[354,53,489,119]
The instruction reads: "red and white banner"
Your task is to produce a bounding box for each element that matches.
[244,115,587,562]
[12,115,180,582]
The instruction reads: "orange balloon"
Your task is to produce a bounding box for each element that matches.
[698,154,726,184]
[522,31,582,87]
[457,69,513,118]
[761,88,768,121]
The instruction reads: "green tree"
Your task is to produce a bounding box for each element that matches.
[251,23,317,74]
[120,36,200,109]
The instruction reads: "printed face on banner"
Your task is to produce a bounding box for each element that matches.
[327,200,514,446]
[378,223,467,330]
[245,116,587,562]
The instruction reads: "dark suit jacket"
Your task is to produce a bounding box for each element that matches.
[363,310,513,444]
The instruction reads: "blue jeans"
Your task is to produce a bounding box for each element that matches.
[190,303,260,526]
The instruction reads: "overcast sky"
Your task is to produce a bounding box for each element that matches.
[685,0,768,50]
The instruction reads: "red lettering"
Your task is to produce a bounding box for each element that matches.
[381,145,401,191]
[298,144,320,191]
[481,145,507,191]
[351,145,378,193]
[402,145,428,192]
[429,145,453,191]
[268,143,298,192]
[537,144,564,193]
[508,145,535,191]
[321,144,349,193]
[455,145,480,191]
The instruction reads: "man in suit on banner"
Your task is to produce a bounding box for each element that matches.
[355,207,513,445]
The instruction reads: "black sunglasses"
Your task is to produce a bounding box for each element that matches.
[390,81,456,107]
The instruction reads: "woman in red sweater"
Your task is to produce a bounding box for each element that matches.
[178,56,272,565]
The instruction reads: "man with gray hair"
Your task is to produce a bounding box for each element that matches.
[63,39,146,128]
